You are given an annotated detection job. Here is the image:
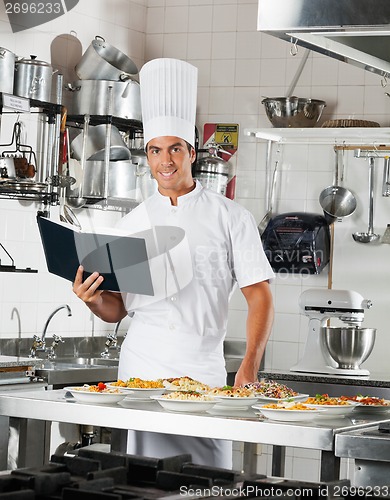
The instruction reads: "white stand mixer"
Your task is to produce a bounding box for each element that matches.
[291,289,373,376]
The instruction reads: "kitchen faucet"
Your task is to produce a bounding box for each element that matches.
[100,320,122,359]
[30,304,71,359]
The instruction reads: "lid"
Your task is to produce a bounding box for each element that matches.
[140,58,198,147]
[194,156,229,175]
[16,55,51,67]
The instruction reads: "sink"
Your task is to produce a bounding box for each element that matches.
[51,357,119,367]
[34,356,119,387]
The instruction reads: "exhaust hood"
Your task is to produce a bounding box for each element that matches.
[257,0,390,77]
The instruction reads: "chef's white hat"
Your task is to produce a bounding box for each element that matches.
[140,58,198,148]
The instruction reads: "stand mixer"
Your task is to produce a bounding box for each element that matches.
[291,289,375,376]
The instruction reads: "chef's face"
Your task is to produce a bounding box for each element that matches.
[146,136,196,200]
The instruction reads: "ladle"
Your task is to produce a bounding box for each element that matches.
[319,148,357,222]
[352,156,380,243]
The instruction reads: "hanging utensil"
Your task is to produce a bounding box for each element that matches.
[352,156,380,243]
[382,156,390,197]
[258,160,279,235]
[319,148,357,222]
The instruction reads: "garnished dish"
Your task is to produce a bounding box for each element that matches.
[152,390,216,412]
[108,378,166,398]
[209,386,259,409]
[110,377,165,389]
[304,394,352,405]
[64,383,127,404]
[163,376,211,393]
[246,380,308,402]
[302,394,357,417]
[210,386,255,397]
[340,395,390,413]
[253,401,326,422]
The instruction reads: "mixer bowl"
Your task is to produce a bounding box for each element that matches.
[323,327,376,369]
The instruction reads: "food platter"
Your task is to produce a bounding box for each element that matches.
[351,400,390,414]
[256,394,309,403]
[303,403,357,417]
[64,386,127,404]
[253,405,326,422]
[107,383,165,398]
[213,396,259,410]
[151,396,217,413]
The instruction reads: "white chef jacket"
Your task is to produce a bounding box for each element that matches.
[116,180,274,468]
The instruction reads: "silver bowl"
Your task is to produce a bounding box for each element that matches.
[261,97,326,128]
[323,326,376,369]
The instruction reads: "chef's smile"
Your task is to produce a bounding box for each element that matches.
[146,136,196,204]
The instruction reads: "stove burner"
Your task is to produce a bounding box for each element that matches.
[0,449,350,499]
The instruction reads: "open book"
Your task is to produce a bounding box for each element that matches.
[37,215,154,295]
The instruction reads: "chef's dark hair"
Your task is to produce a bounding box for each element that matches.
[145,140,194,154]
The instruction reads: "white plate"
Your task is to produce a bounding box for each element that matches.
[124,396,156,403]
[214,396,259,408]
[304,403,356,416]
[351,400,390,413]
[256,394,309,403]
[253,405,326,421]
[107,384,165,397]
[151,396,217,413]
[64,386,127,404]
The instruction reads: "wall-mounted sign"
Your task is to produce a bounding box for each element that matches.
[2,93,30,113]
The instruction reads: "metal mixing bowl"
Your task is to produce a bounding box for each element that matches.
[323,326,376,369]
[261,97,326,128]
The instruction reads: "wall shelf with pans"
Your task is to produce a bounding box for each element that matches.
[244,127,390,145]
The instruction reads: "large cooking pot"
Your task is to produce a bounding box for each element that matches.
[72,159,137,200]
[67,79,141,120]
[71,124,131,161]
[193,153,230,195]
[14,56,54,102]
[0,47,15,94]
[75,36,138,81]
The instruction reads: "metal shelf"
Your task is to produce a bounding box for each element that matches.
[244,127,390,145]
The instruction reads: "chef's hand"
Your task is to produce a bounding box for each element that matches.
[73,265,104,306]
[234,359,259,387]
[73,265,127,323]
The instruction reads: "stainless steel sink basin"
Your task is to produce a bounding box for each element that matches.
[51,357,119,367]
[34,356,119,387]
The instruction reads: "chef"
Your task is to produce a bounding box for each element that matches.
[73,58,275,468]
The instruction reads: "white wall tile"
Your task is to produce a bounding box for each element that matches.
[237,3,258,32]
[271,341,300,370]
[212,4,238,33]
[164,6,189,33]
[162,34,188,58]
[210,59,236,86]
[188,5,213,32]
[187,33,212,59]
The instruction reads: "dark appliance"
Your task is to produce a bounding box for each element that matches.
[261,212,330,274]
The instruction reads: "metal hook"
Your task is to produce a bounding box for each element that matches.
[290,38,298,56]
[381,75,388,88]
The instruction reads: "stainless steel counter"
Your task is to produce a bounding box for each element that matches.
[0,388,389,480]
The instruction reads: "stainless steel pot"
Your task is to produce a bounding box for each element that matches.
[0,47,15,94]
[75,36,138,81]
[14,56,54,102]
[71,124,131,161]
[193,154,229,195]
[77,160,137,200]
[67,79,141,120]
